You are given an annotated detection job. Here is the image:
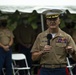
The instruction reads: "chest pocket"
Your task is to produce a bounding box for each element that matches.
[4,30,11,37]
[56,42,67,47]
[40,40,47,51]
[0,31,11,37]
[0,32,4,37]
[55,42,67,54]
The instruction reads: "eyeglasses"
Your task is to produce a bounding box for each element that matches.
[47,17,58,21]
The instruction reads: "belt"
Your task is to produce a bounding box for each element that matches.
[41,64,66,68]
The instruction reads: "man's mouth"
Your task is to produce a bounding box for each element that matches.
[50,23,56,26]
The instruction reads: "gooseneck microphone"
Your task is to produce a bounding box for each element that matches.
[47,34,52,45]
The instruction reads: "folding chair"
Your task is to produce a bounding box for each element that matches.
[2,68,5,75]
[12,53,30,75]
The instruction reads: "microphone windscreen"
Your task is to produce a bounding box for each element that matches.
[47,34,52,40]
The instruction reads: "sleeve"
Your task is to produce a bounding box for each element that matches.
[7,29,14,38]
[31,34,41,52]
[10,30,14,38]
[68,35,76,61]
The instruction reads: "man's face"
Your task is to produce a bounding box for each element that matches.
[22,20,28,25]
[46,17,60,29]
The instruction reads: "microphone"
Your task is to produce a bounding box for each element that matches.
[47,34,52,45]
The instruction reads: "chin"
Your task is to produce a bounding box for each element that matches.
[50,26,56,28]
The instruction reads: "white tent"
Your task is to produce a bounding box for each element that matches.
[0,0,76,31]
[0,0,76,13]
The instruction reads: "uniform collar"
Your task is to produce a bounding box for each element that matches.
[45,28,64,38]
[55,28,64,37]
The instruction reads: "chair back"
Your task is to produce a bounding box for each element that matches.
[12,53,30,75]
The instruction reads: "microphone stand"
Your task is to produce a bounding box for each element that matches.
[66,54,73,75]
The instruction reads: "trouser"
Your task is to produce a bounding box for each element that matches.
[39,67,66,75]
[0,47,12,75]
[18,44,32,75]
